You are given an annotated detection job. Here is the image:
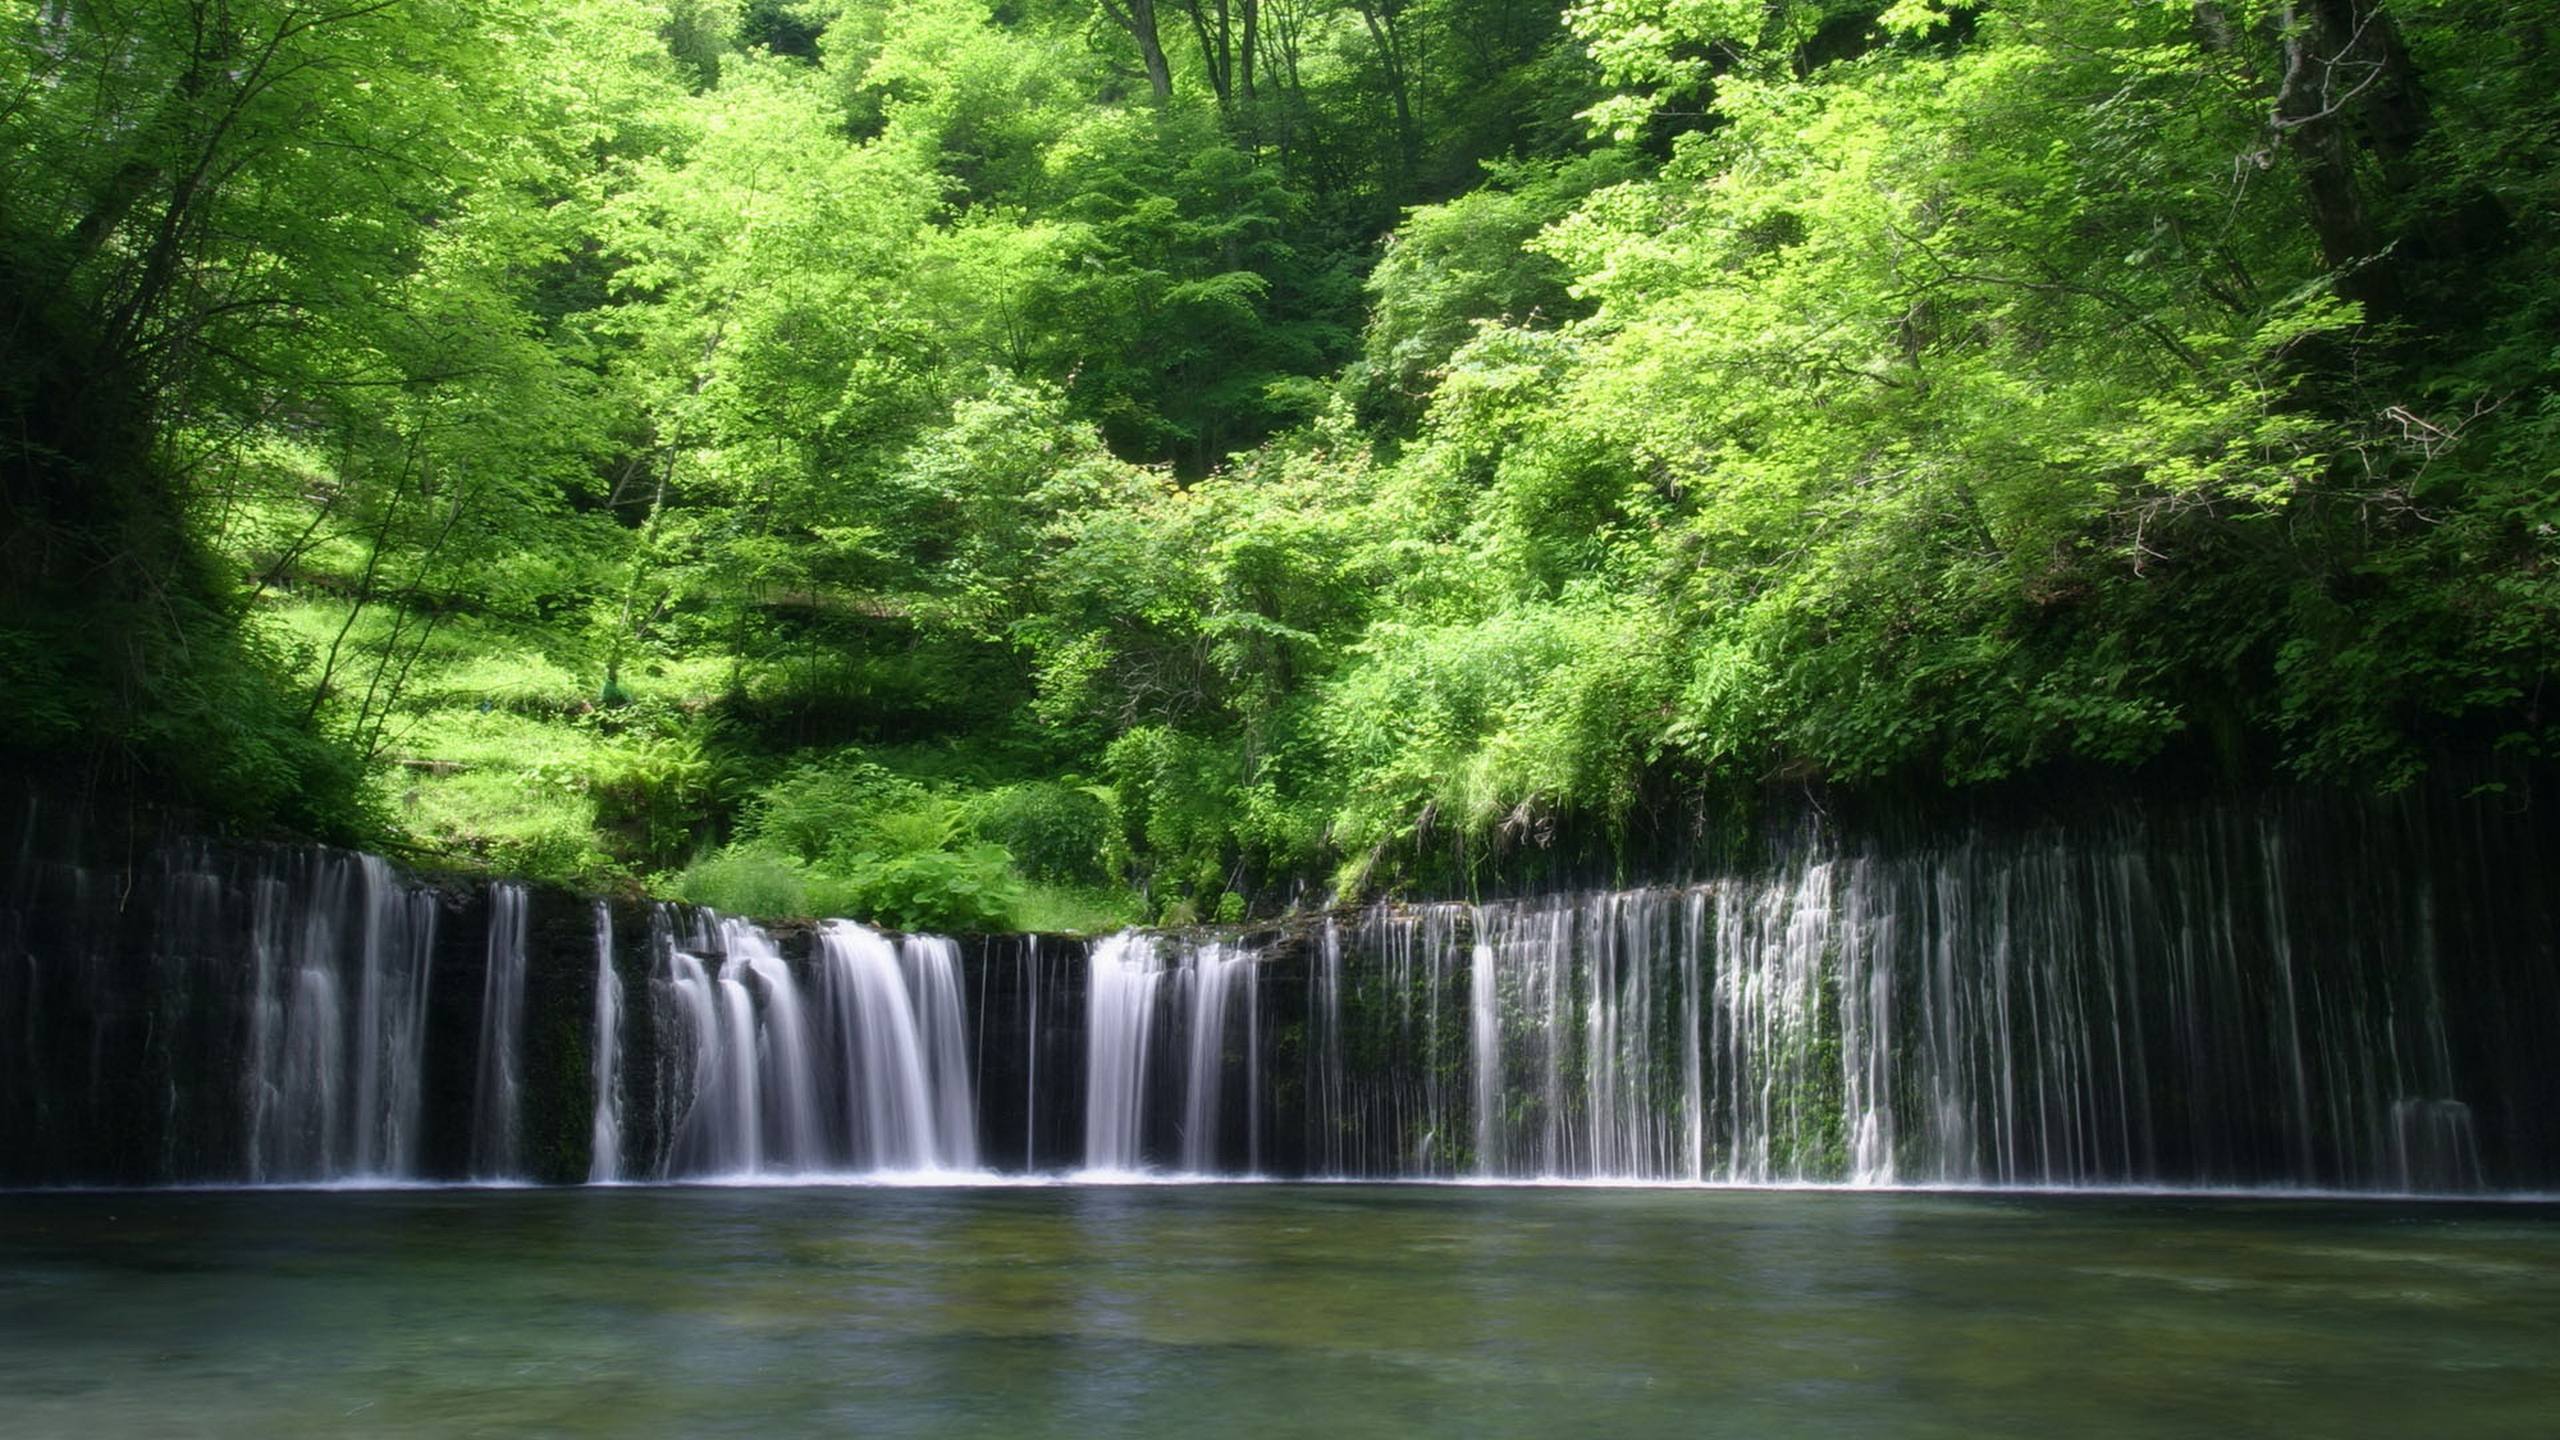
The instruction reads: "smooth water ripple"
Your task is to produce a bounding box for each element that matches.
[0,1187,2553,1437]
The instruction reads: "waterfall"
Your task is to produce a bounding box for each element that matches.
[821,922,923,1169]
[1277,791,2553,1191]
[814,922,978,1173]
[248,881,345,1181]
[470,882,529,1180]
[588,902,623,1183]
[646,915,982,1178]
[357,856,438,1177]
[1297,903,1472,1176]
[716,962,762,1174]
[7,779,2556,1192]
[245,867,330,1180]
[2391,1099,2483,1192]
[1708,859,1837,1184]
[1679,889,1706,1183]
[239,851,440,1184]
[903,934,980,1171]
[1024,937,1042,1170]
[659,942,729,1174]
[726,919,823,1170]
[658,917,791,1176]
[1311,920,1347,1175]
[1074,934,1269,1175]
[2,829,443,1186]
[1083,932,1163,1172]
[1246,947,1262,1175]
[1469,941,1499,1177]
[1177,943,1249,1174]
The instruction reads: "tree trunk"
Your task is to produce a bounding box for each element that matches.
[1239,0,1258,108]
[1182,0,1233,110]
[1353,0,1421,181]
[2270,0,2430,313]
[1102,0,1175,102]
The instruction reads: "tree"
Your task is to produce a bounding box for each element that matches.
[1098,0,1177,99]
[0,0,633,825]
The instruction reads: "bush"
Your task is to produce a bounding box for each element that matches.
[589,725,737,868]
[816,843,1021,934]
[743,756,924,862]
[1104,726,1235,903]
[965,781,1113,884]
[489,823,628,892]
[674,845,809,918]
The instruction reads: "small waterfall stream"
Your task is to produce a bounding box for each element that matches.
[1083,932,1163,1173]
[588,902,623,1183]
[238,852,441,1183]
[470,883,529,1180]
[1077,933,1268,1175]
[905,934,980,1171]
[1177,943,1249,1175]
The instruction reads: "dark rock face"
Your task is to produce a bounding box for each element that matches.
[957,935,1090,1174]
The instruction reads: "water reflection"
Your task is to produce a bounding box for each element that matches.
[0,1187,2554,1437]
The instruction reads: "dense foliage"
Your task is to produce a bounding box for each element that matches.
[4,0,2554,926]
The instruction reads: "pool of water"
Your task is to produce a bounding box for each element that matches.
[1,1185,2555,1437]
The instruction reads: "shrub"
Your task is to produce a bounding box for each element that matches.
[965,781,1113,885]
[743,756,924,863]
[818,843,1021,934]
[674,845,809,918]
[489,824,628,892]
[1104,726,1234,903]
[589,725,737,868]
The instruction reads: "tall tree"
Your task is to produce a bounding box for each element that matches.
[2263,0,2434,313]
[1178,0,1259,116]
[1098,0,1176,99]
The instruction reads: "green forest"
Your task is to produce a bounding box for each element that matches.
[4,0,2554,930]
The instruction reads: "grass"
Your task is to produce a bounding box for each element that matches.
[1010,882,1145,936]
[670,846,809,919]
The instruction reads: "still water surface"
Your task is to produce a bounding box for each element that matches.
[1,1185,2554,1437]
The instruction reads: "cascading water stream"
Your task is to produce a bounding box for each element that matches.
[716,963,763,1174]
[1469,939,1499,1178]
[1083,932,1163,1173]
[904,934,980,1171]
[1311,920,1348,1175]
[815,922,978,1173]
[659,944,729,1174]
[589,902,623,1183]
[237,852,440,1184]
[665,925,765,1175]
[726,919,823,1170]
[1177,943,1248,1175]
[1078,932,1274,1175]
[1245,949,1262,1175]
[645,914,985,1179]
[1023,937,1042,1170]
[470,883,529,1180]
[822,920,928,1170]
[1283,809,2531,1189]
